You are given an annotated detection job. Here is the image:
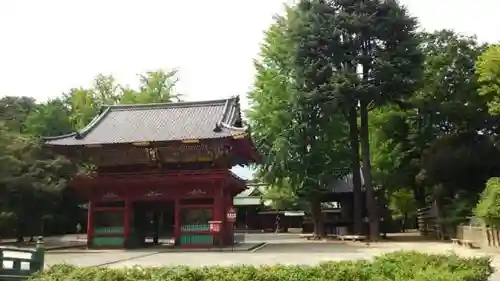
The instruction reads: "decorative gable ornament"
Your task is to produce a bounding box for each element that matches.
[188,189,207,196]
[102,192,119,199]
[144,190,163,197]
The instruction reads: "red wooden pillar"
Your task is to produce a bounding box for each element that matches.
[213,184,224,246]
[87,200,94,248]
[123,199,131,247]
[226,194,234,244]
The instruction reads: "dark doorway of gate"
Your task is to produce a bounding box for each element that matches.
[132,201,175,247]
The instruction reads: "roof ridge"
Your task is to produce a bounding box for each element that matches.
[77,107,112,138]
[103,97,237,111]
[42,107,112,141]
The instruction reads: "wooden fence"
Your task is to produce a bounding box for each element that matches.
[417,206,443,239]
[456,225,500,249]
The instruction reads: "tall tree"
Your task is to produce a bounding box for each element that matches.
[24,99,73,137]
[262,180,301,211]
[388,188,416,231]
[248,8,351,238]
[60,70,181,131]
[475,177,500,227]
[289,0,366,234]
[119,87,142,105]
[369,30,500,234]
[414,30,495,213]
[477,44,500,117]
[0,96,37,133]
[1,68,182,238]
[93,74,120,105]
[0,121,75,239]
[137,70,181,103]
[290,0,422,240]
[64,88,99,130]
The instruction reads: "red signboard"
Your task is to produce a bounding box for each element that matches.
[208,221,222,233]
[226,207,236,222]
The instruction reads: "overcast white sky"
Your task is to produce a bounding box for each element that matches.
[0,0,497,179]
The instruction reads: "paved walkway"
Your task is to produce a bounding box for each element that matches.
[44,240,500,268]
[0,235,86,250]
[13,233,499,279]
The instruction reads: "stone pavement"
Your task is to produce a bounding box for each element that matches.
[44,240,500,267]
[0,234,86,250]
[29,233,500,279]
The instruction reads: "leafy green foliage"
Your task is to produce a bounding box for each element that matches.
[58,70,181,130]
[418,132,500,230]
[63,88,99,130]
[31,252,492,281]
[420,133,500,195]
[247,6,351,236]
[475,177,500,227]
[443,197,476,226]
[121,70,181,104]
[415,31,490,135]
[0,96,37,133]
[0,121,76,236]
[388,189,416,220]
[261,180,301,210]
[477,44,500,115]
[288,0,422,239]
[369,106,418,192]
[0,69,180,237]
[369,30,500,230]
[24,99,73,137]
[247,11,295,179]
[138,70,182,103]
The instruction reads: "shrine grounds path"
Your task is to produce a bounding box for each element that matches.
[43,233,500,280]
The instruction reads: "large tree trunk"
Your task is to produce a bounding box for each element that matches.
[310,198,324,239]
[413,109,428,208]
[432,188,446,240]
[359,100,379,241]
[347,105,364,235]
[412,184,427,209]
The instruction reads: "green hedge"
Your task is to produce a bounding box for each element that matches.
[31,251,493,281]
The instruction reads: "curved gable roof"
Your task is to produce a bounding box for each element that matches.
[44,97,247,146]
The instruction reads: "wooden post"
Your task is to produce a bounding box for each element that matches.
[245,209,248,229]
[35,237,45,271]
[87,200,94,248]
[213,185,223,246]
[227,195,235,245]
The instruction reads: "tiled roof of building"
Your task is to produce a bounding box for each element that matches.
[234,185,266,206]
[44,96,247,146]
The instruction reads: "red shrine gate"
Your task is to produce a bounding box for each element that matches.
[44,97,259,248]
[76,170,244,248]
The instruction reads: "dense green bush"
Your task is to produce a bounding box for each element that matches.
[31,251,493,281]
[475,177,500,227]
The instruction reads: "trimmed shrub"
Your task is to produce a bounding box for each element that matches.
[30,251,493,281]
[475,177,500,227]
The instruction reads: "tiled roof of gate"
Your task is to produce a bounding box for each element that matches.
[44,96,247,146]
